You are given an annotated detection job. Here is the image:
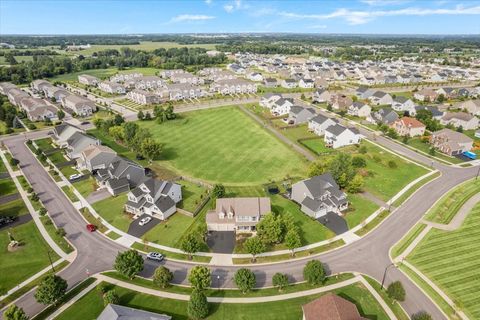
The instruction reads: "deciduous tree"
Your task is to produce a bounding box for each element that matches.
[244,236,265,262]
[34,274,67,305]
[188,266,211,290]
[387,281,405,302]
[188,289,209,320]
[113,249,144,279]
[234,268,256,294]
[153,266,173,288]
[303,260,325,285]
[3,304,29,320]
[272,273,289,292]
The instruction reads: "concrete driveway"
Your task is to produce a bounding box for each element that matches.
[317,212,349,235]
[86,188,111,205]
[127,214,161,238]
[207,231,236,253]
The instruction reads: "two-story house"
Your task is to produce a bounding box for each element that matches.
[390,117,426,137]
[95,157,145,196]
[308,114,338,136]
[77,144,117,172]
[324,124,362,149]
[206,197,271,233]
[287,106,316,125]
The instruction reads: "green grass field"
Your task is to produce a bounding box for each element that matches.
[0,178,17,197]
[177,180,209,213]
[73,178,97,198]
[51,67,160,82]
[92,193,131,232]
[0,220,60,293]
[408,203,480,319]
[425,178,480,224]
[55,281,388,320]
[61,186,79,202]
[137,107,309,185]
[0,199,29,218]
[344,194,380,229]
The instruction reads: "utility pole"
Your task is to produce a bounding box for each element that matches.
[47,249,55,272]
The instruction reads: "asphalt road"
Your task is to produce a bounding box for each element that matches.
[1,126,477,319]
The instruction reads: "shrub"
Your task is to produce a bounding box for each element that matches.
[352,156,366,168]
[27,186,34,194]
[188,289,209,320]
[9,157,19,166]
[39,207,47,216]
[372,155,382,163]
[411,312,432,320]
[387,281,406,302]
[234,268,256,294]
[56,227,66,237]
[387,160,397,168]
[103,289,120,306]
[31,193,39,202]
[97,283,108,294]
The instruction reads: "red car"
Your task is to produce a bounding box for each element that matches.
[86,224,96,232]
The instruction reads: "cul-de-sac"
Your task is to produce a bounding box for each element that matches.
[1,1,480,320]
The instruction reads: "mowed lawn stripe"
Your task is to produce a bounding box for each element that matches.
[138,107,308,185]
[408,203,480,319]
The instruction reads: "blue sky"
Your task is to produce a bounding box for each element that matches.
[1,0,480,35]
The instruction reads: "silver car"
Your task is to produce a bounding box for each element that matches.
[146,252,164,262]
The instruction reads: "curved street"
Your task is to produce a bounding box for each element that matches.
[1,128,477,320]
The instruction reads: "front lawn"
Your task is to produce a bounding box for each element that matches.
[0,220,60,293]
[0,178,17,197]
[0,198,29,218]
[344,194,380,229]
[91,194,131,232]
[408,203,480,319]
[47,150,67,165]
[55,281,389,320]
[59,165,80,178]
[140,212,197,248]
[73,177,97,198]
[137,107,308,185]
[34,138,54,151]
[406,137,464,164]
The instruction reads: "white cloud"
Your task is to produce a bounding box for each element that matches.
[360,0,411,6]
[279,4,480,25]
[205,0,212,4]
[170,14,215,23]
[224,4,234,12]
[224,0,249,13]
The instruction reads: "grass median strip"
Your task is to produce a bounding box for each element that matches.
[390,223,427,259]
[355,210,390,237]
[392,171,441,207]
[363,276,409,320]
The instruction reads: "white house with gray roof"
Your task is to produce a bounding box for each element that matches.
[348,101,371,118]
[440,112,479,130]
[291,173,348,219]
[65,132,100,159]
[287,106,316,125]
[53,123,84,147]
[368,91,393,105]
[61,94,96,116]
[125,177,182,220]
[95,157,145,196]
[324,124,362,149]
[308,114,338,136]
[98,304,171,320]
[391,96,415,114]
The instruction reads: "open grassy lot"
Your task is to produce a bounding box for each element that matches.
[408,203,480,319]
[137,107,309,185]
[0,198,29,218]
[73,177,97,198]
[47,150,67,165]
[344,194,380,229]
[34,138,54,151]
[91,193,131,232]
[88,129,138,163]
[0,220,60,293]
[59,165,80,178]
[0,178,17,197]
[55,281,389,320]
[424,178,480,224]
[177,180,209,213]
[51,67,160,82]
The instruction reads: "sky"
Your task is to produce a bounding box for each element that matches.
[1,0,480,35]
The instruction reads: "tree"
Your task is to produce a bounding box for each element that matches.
[387,281,405,302]
[123,122,139,144]
[436,93,445,103]
[303,260,325,285]
[211,184,226,199]
[456,125,464,133]
[346,175,364,193]
[3,304,29,320]
[234,268,256,294]
[411,312,432,320]
[153,266,173,288]
[352,156,366,168]
[308,159,330,177]
[386,128,398,139]
[272,273,289,292]
[284,228,301,256]
[114,249,144,279]
[144,112,152,120]
[109,125,125,142]
[137,110,145,120]
[57,109,65,120]
[113,114,125,126]
[34,274,67,305]
[181,232,201,260]
[256,214,283,245]
[140,138,162,161]
[103,289,119,306]
[188,266,211,290]
[9,157,19,167]
[188,289,209,320]
[328,153,355,188]
[244,236,265,262]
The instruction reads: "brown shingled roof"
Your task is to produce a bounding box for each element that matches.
[302,293,366,320]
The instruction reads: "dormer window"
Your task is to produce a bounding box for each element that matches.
[227,211,233,219]
[219,212,225,219]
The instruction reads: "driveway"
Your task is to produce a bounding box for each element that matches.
[86,188,111,205]
[317,212,349,235]
[127,214,161,238]
[207,231,236,253]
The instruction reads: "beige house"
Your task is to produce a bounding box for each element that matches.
[127,90,161,105]
[206,197,271,233]
[61,94,96,116]
[78,74,99,86]
[390,117,426,137]
[430,128,473,156]
[440,112,479,130]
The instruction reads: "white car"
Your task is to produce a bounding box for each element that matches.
[69,173,82,180]
[139,216,152,226]
[146,252,164,262]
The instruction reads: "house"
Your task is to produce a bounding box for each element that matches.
[271,97,294,115]
[437,87,458,99]
[125,177,182,220]
[0,82,17,95]
[77,144,117,171]
[391,96,415,113]
[414,88,438,102]
[390,117,426,137]
[324,124,362,149]
[299,78,314,88]
[127,90,161,105]
[96,157,145,196]
[134,76,163,90]
[170,72,204,85]
[413,105,444,119]
[98,304,171,320]
[98,81,126,94]
[43,86,70,102]
[291,173,348,219]
[314,77,328,89]
[264,78,278,88]
[52,123,84,147]
[210,79,257,95]
[61,94,96,116]
[440,112,479,130]
[355,87,375,99]
[281,79,297,89]
[367,108,399,125]
[260,93,282,109]
[7,88,29,106]
[78,74,99,86]
[287,106,316,125]
[302,293,366,320]
[19,97,57,122]
[206,197,271,232]
[312,89,331,103]
[160,69,185,78]
[329,94,353,110]
[348,101,371,118]
[247,72,263,82]
[460,99,480,116]
[65,132,100,159]
[31,79,51,93]
[368,91,393,105]
[160,84,204,101]
[110,72,142,83]
[308,114,338,136]
[430,128,473,156]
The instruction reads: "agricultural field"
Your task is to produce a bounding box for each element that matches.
[408,203,480,319]
[137,107,309,185]
[50,67,160,82]
[55,281,389,320]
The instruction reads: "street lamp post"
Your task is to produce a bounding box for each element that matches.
[381,263,396,289]
[476,165,480,180]
[47,249,55,272]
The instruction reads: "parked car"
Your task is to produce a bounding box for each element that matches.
[86,224,96,232]
[0,216,16,227]
[139,216,152,226]
[146,252,164,262]
[69,173,82,180]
